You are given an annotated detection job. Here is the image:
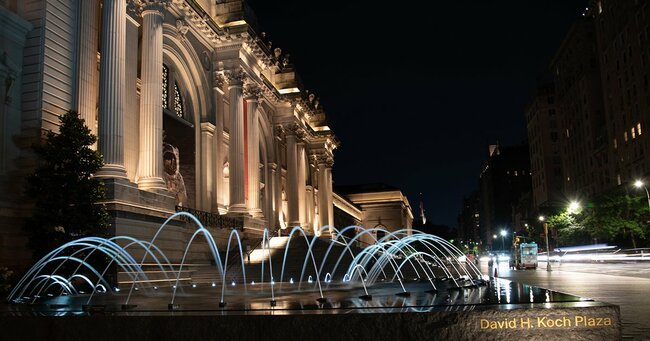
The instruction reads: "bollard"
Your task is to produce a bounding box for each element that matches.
[493,265,498,277]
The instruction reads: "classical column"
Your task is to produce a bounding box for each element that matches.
[74,0,99,137]
[267,162,278,230]
[305,185,314,233]
[213,74,226,213]
[297,140,307,228]
[326,166,334,233]
[136,2,166,190]
[96,0,128,178]
[245,85,262,217]
[226,69,247,213]
[285,125,300,228]
[317,154,332,230]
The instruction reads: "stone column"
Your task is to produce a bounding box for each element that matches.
[96,0,128,178]
[213,74,226,213]
[305,185,314,232]
[136,2,166,190]
[226,69,247,213]
[245,85,262,217]
[326,166,334,232]
[267,162,278,230]
[317,155,332,230]
[285,125,300,228]
[297,140,307,228]
[74,0,99,137]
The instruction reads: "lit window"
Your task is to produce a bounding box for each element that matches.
[162,65,169,109]
[514,171,518,176]
[617,174,621,185]
[614,138,617,149]
[174,82,184,118]
[566,129,570,138]
[638,123,643,135]
[632,127,636,139]
[624,131,629,142]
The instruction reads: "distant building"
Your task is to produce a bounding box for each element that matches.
[526,82,563,210]
[334,183,413,246]
[551,17,608,199]
[479,144,531,249]
[592,0,650,186]
[457,191,480,244]
[527,1,650,206]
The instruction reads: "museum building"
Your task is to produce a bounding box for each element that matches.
[0,0,342,267]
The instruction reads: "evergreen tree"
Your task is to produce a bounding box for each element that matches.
[24,110,109,258]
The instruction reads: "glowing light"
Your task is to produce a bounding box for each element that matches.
[289,278,294,284]
[568,201,580,213]
[634,180,644,188]
[191,284,197,288]
[538,216,545,221]
[251,281,255,285]
[114,288,121,292]
[231,281,236,287]
[278,87,300,94]
[211,282,216,287]
[500,230,507,237]
[308,275,313,284]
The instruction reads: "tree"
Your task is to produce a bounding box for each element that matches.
[547,211,590,246]
[24,110,109,258]
[581,188,648,248]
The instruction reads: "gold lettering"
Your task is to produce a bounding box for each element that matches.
[537,317,547,328]
[508,318,517,328]
[490,321,497,329]
[604,318,612,326]
[575,315,584,326]
[587,317,595,326]
[480,319,489,329]
[563,316,571,327]
[520,318,532,329]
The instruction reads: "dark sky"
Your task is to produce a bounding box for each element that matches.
[248,0,587,228]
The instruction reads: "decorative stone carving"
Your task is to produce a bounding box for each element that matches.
[274,47,282,59]
[176,18,189,37]
[224,68,246,86]
[274,125,285,140]
[213,72,225,89]
[314,153,334,167]
[244,83,263,100]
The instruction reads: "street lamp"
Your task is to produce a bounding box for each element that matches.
[634,180,650,212]
[500,229,507,251]
[568,201,581,214]
[539,215,551,272]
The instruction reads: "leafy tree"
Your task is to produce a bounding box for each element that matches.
[547,211,590,246]
[24,110,109,258]
[581,188,648,248]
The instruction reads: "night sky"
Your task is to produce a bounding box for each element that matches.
[248,0,586,228]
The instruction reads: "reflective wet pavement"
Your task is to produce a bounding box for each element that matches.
[3,278,590,316]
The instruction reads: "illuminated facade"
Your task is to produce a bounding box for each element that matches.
[0,0,337,267]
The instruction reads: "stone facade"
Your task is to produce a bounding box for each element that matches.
[0,0,338,267]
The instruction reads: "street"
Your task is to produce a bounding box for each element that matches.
[482,260,650,340]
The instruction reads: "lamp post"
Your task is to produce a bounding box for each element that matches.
[634,180,650,211]
[539,215,551,272]
[500,229,507,251]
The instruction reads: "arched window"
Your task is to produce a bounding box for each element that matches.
[162,64,186,120]
[174,82,184,118]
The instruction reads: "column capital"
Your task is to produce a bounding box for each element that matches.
[213,72,226,92]
[128,0,168,16]
[313,153,334,168]
[244,83,263,101]
[224,68,247,87]
[268,162,278,171]
[285,122,306,140]
[274,124,286,140]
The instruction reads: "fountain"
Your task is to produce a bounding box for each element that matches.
[1,212,621,340]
